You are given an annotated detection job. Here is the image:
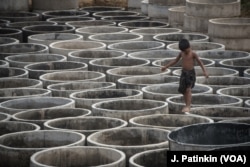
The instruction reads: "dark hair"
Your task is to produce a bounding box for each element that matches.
[179,39,190,51]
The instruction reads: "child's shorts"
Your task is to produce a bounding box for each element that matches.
[178,68,196,94]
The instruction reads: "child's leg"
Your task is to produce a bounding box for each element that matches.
[182,87,192,112]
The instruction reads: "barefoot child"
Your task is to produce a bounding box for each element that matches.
[161,39,209,112]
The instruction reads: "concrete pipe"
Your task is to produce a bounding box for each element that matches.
[70,89,143,109]
[219,118,250,124]
[142,83,213,101]
[167,94,243,114]
[24,61,88,79]
[0,60,9,67]
[0,130,85,167]
[0,113,11,122]
[129,114,213,131]
[219,58,250,76]
[106,66,171,83]
[188,106,250,122]
[87,127,170,165]
[28,33,83,47]
[118,21,169,30]
[40,71,106,88]
[147,4,174,19]
[66,20,116,28]
[12,108,91,129]
[0,28,23,42]
[0,37,19,46]
[93,11,140,20]
[5,53,66,68]
[47,16,95,25]
[168,123,250,151]
[101,16,150,26]
[80,6,125,16]
[42,10,89,20]
[6,21,57,30]
[129,148,167,167]
[128,0,142,8]
[68,50,126,64]
[0,78,42,89]
[0,97,75,115]
[92,99,168,121]
[217,86,250,103]
[117,75,179,90]
[245,100,250,108]
[167,42,225,53]
[0,43,48,60]
[108,41,166,53]
[0,67,28,78]
[30,146,126,167]
[172,67,239,77]
[128,50,179,65]
[168,6,185,28]
[22,25,75,42]
[0,88,52,103]
[47,82,116,97]
[245,69,250,78]
[210,145,250,151]
[130,28,182,41]
[89,58,150,73]
[196,76,250,93]
[0,12,39,22]
[0,19,10,27]
[49,40,106,57]
[199,50,250,67]
[153,33,209,46]
[88,33,143,45]
[32,0,78,10]
[76,26,128,40]
[141,0,149,15]
[0,121,40,136]
[44,116,128,137]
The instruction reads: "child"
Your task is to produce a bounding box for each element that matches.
[161,39,209,112]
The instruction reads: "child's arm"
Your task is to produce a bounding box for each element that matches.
[193,53,209,78]
[161,53,181,71]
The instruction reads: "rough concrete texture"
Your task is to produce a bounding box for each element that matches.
[47,17,95,25]
[76,26,128,40]
[217,86,250,103]
[118,21,169,30]
[68,50,126,64]
[5,53,66,68]
[246,100,250,108]
[70,89,143,109]
[0,60,9,68]
[92,99,168,121]
[196,76,250,93]
[30,146,126,167]
[48,82,116,97]
[0,78,43,89]
[219,118,250,124]
[32,0,79,10]
[0,97,75,115]
[168,6,185,28]
[40,71,106,88]
[0,130,85,167]
[219,58,250,76]
[188,106,250,122]
[42,10,89,20]
[0,113,11,122]
[102,16,150,26]
[0,28,23,42]
[129,148,167,167]
[141,0,149,15]
[0,12,40,22]
[49,40,106,57]
[0,0,29,11]
[154,33,209,46]
[106,66,171,83]
[167,94,243,114]
[128,0,142,8]
[148,0,186,6]
[12,108,91,129]
[117,75,179,90]
[210,145,250,151]
[28,33,83,46]
[142,83,213,101]
[245,69,250,78]
[89,58,150,73]
[93,11,140,20]
[130,28,182,41]
[80,6,125,16]
[44,116,128,137]
[0,19,10,27]
[0,67,28,78]
[108,41,166,53]
[168,123,250,151]
[66,20,116,28]
[0,37,19,46]
[87,127,170,165]
[0,43,49,60]
[0,88,52,103]
[148,4,172,19]
[7,21,57,30]
[24,61,88,79]
[129,114,213,131]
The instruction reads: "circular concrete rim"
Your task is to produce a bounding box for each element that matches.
[209,17,250,25]
[0,78,43,89]
[168,6,186,12]
[219,118,250,124]
[118,21,169,29]
[88,33,143,43]
[216,86,250,99]
[30,146,126,167]
[245,69,250,76]
[246,100,250,107]
[0,19,10,25]
[129,114,214,129]
[28,33,83,43]
[153,33,209,43]
[65,20,116,28]
[127,50,179,60]
[70,89,143,101]
[186,0,240,5]
[42,10,89,18]
[0,37,19,46]
[130,27,182,35]
[0,67,29,78]
[101,16,150,22]
[0,28,22,36]
[22,25,76,33]
[76,26,128,34]
[198,50,250,60]
[80,6,125,12]
[6,21,58,29]
[0,12,40,20]
[47,16,95,24]
[167,122,250,148]
[195,76,250,86]
[87,127,170,148]
[0,113,12,121]
[0,130,85,150]
[0,121,41,132]
[219,57,250,68]
[12,108,92,123]
[44,116,128,134]
[93,11,140,19]
[0,60,9,67]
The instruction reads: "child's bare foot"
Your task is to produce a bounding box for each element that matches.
[182,106,190,112]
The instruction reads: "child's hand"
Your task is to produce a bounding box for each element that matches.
[161,66,167,72]
[204,71,209,78]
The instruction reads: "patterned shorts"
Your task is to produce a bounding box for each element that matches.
[178,68,196,94]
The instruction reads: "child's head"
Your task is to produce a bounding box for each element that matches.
[179,39,190,52]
